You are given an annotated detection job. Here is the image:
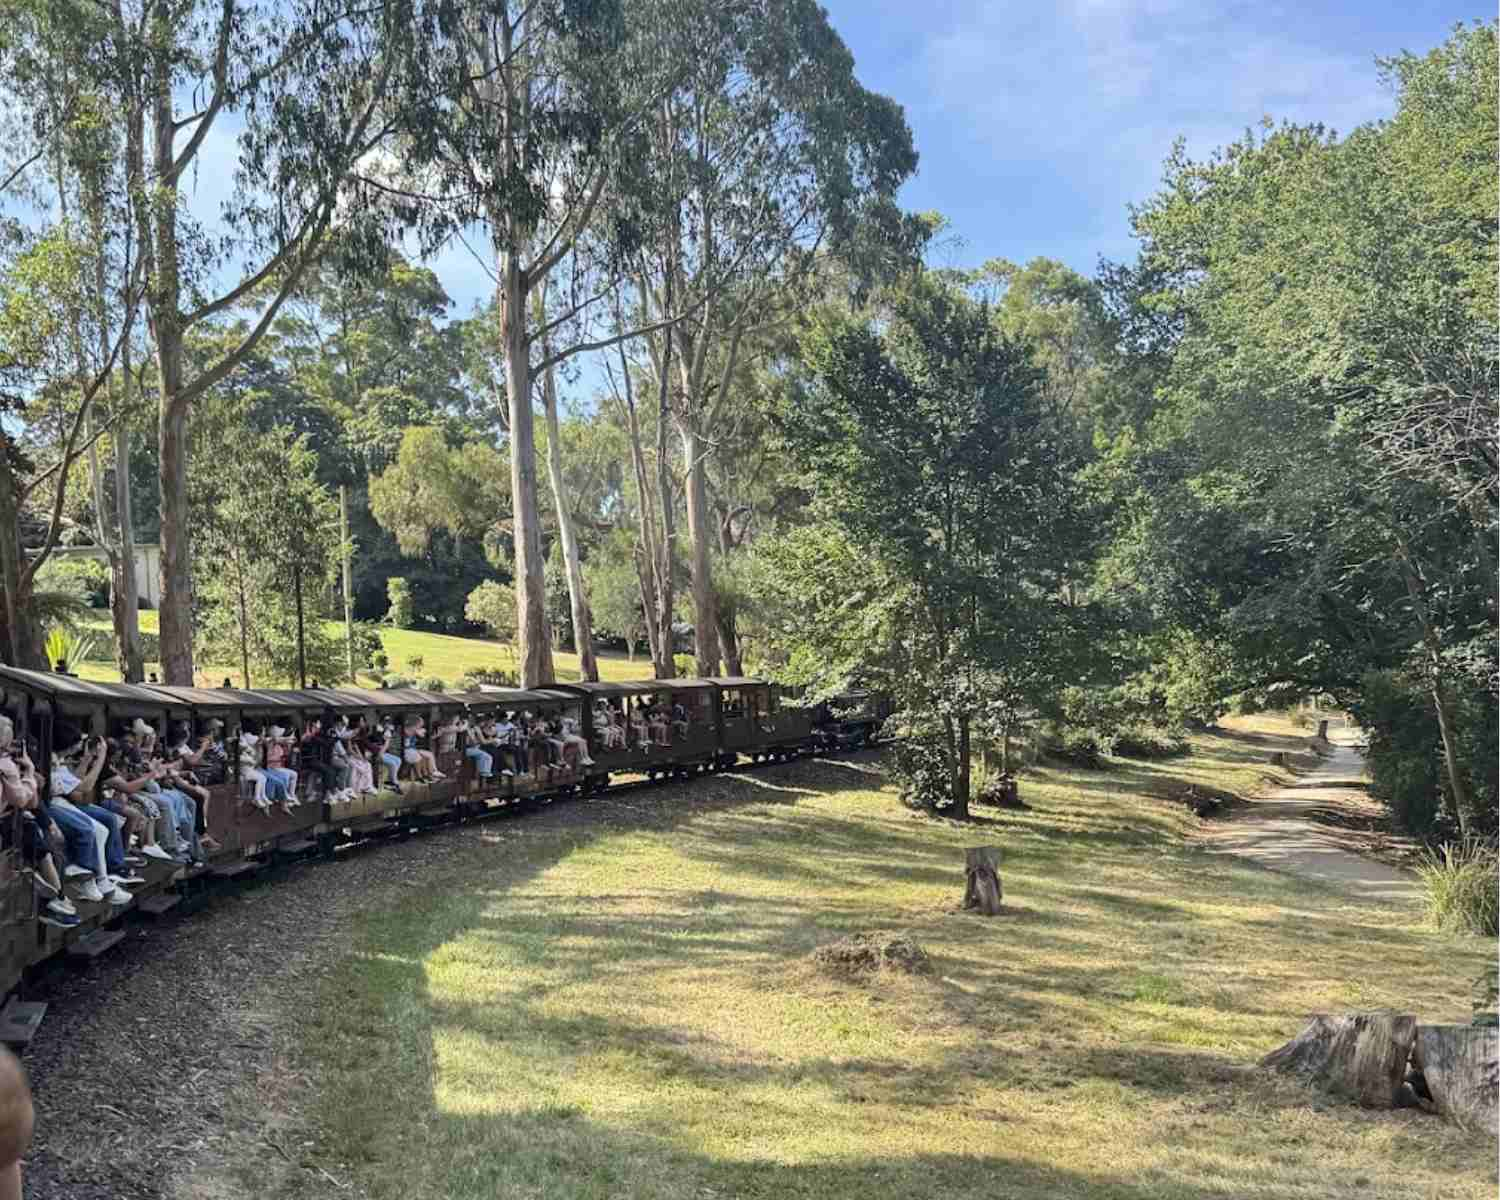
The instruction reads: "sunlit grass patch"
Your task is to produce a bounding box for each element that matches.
[298,727,1495,1200]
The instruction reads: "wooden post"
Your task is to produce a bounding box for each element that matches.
[340,484,355,683]
[962,846,1003,915]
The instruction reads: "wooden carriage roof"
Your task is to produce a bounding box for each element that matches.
[447,688,579,708]
[327,687,460,709]
[0,665,170,709]
[707,676,769,689]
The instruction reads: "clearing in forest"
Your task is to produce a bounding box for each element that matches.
[286,718,1493,1200]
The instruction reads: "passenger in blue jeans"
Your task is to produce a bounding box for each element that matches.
[47,736,135,906]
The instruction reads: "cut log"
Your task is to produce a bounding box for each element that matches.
[1412,1025,1498,1133]
[1316,719,1329,740]
[1259,1012,1416,1107]
[962,846,1003,916]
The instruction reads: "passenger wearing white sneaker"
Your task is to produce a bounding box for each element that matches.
[76,879,105,903]
[239,731,270,809]
[262,726,299,807]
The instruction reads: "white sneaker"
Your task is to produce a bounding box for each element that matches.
[581,757,596,767]
[76,879,105,903]
[124,854,146,866]
[110,872,146,886]
[107,885,133,905]
[143,845,173,861]
[48,898,77,917]
[64,864,92,879]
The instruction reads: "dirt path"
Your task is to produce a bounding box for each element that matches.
[1201,740,1418,906]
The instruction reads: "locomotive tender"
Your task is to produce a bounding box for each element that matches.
[0,666,885,1043]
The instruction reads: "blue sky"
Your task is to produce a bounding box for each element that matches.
[419,0,1481,318]
[818,0,1481,279]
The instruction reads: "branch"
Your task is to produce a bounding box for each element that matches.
[166,0,235,186]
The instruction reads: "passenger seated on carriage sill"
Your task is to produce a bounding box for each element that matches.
[98,740,174,862]
[457,717,494,781]
[486,714,522,776]
[332,716,378,798]
[298,717,347,804]
[139,750,207,868]
[558,713,595,767]
[238,730,271,810]
[48,737,135,905]
[168,720,228,788]
[402,717,444,782]
[262,725,300,810]
[0,718,78,928]
[367,723,402,793]
[596,701,626,750]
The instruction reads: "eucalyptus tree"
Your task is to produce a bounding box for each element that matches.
[630,0,917,674]
[92,0,407,684]
[376,0,682,686]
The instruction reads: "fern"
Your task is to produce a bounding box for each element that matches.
[43,627,100,670]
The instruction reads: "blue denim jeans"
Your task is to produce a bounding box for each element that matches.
[380,753,401,785]
[75,803,125,872]
[159,788,202,862]
[40,800,103,876]
[465,746,493,777]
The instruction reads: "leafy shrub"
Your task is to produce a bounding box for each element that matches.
[672,653,695,677]
[386,577,414,628]
[137,632,161,664]
[420,677,446,693]
[34,558,109,608]
[349,621,384,672]
[1417,840,1498,936]
[405,655,425,673]
[381,674,413,689]
[1040,725,1109,769]
[1111,724,1189,759]
[892,731,960,811]
[459,666,517,689]
[44,627,99,671]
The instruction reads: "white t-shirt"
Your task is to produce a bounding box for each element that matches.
[492,720,515,742]
[49,764,81,799]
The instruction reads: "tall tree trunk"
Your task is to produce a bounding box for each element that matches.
[538,301,597,681]
[680,421,719,677]
[499,252,554,688]
[653,354,677,678]
[1397,545,1474,836]
[0,452,43,668]
[953,711,971,819]
[715,512,742,675]
[151,0,195,685]
[634,548,660,667]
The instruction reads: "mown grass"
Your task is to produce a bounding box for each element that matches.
[72,610,653,687]
[289,718,1495,1200]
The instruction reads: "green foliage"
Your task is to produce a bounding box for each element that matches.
[370,649,390,673]
[386,578,415,629]
[459,666,517,689]
[420,677,445,693]
[405,655,425,673]
[381,674,413,689]
[349,621,385,673]
[771,275,1087,813]
[672,653,695,678]
[193,427,345,687]
[1416,840,1499,937]
[33,558,108,608]
[43,626,98,670]
[464,580,517,644]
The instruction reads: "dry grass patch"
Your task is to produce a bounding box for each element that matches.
[290,726,1495,1200]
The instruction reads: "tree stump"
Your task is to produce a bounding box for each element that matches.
[1412,1025,1499,1132]
[1268,751,1288,767]
[1260,1013,1416,1107]
[962,846,1003,915]
[1316,719,1329,740]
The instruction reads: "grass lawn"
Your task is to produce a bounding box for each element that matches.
[293,717,1495,1200]
[71,610,653,687]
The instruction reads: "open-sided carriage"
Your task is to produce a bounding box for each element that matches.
[557,680,720,780]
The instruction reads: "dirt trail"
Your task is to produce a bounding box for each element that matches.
[1201,739,1418,906]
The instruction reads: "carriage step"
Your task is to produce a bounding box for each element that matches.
[67,929,125,961]
[0,1000,46,1048]
[210,861,258,881]
[137,893,181,917]
[276,839,316,856]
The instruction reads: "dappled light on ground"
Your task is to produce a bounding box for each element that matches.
[305,723,1494,1200]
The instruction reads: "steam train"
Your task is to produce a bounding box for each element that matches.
[0,666,891,1043]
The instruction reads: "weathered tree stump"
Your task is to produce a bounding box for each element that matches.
[1260,1012,1416,1106]
[962,846,1003,915]
[1413,1025,1499,1132]
[1268,751,1288,767]
[1316,719,1329,740]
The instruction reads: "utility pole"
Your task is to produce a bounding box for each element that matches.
[341,484,355,683]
